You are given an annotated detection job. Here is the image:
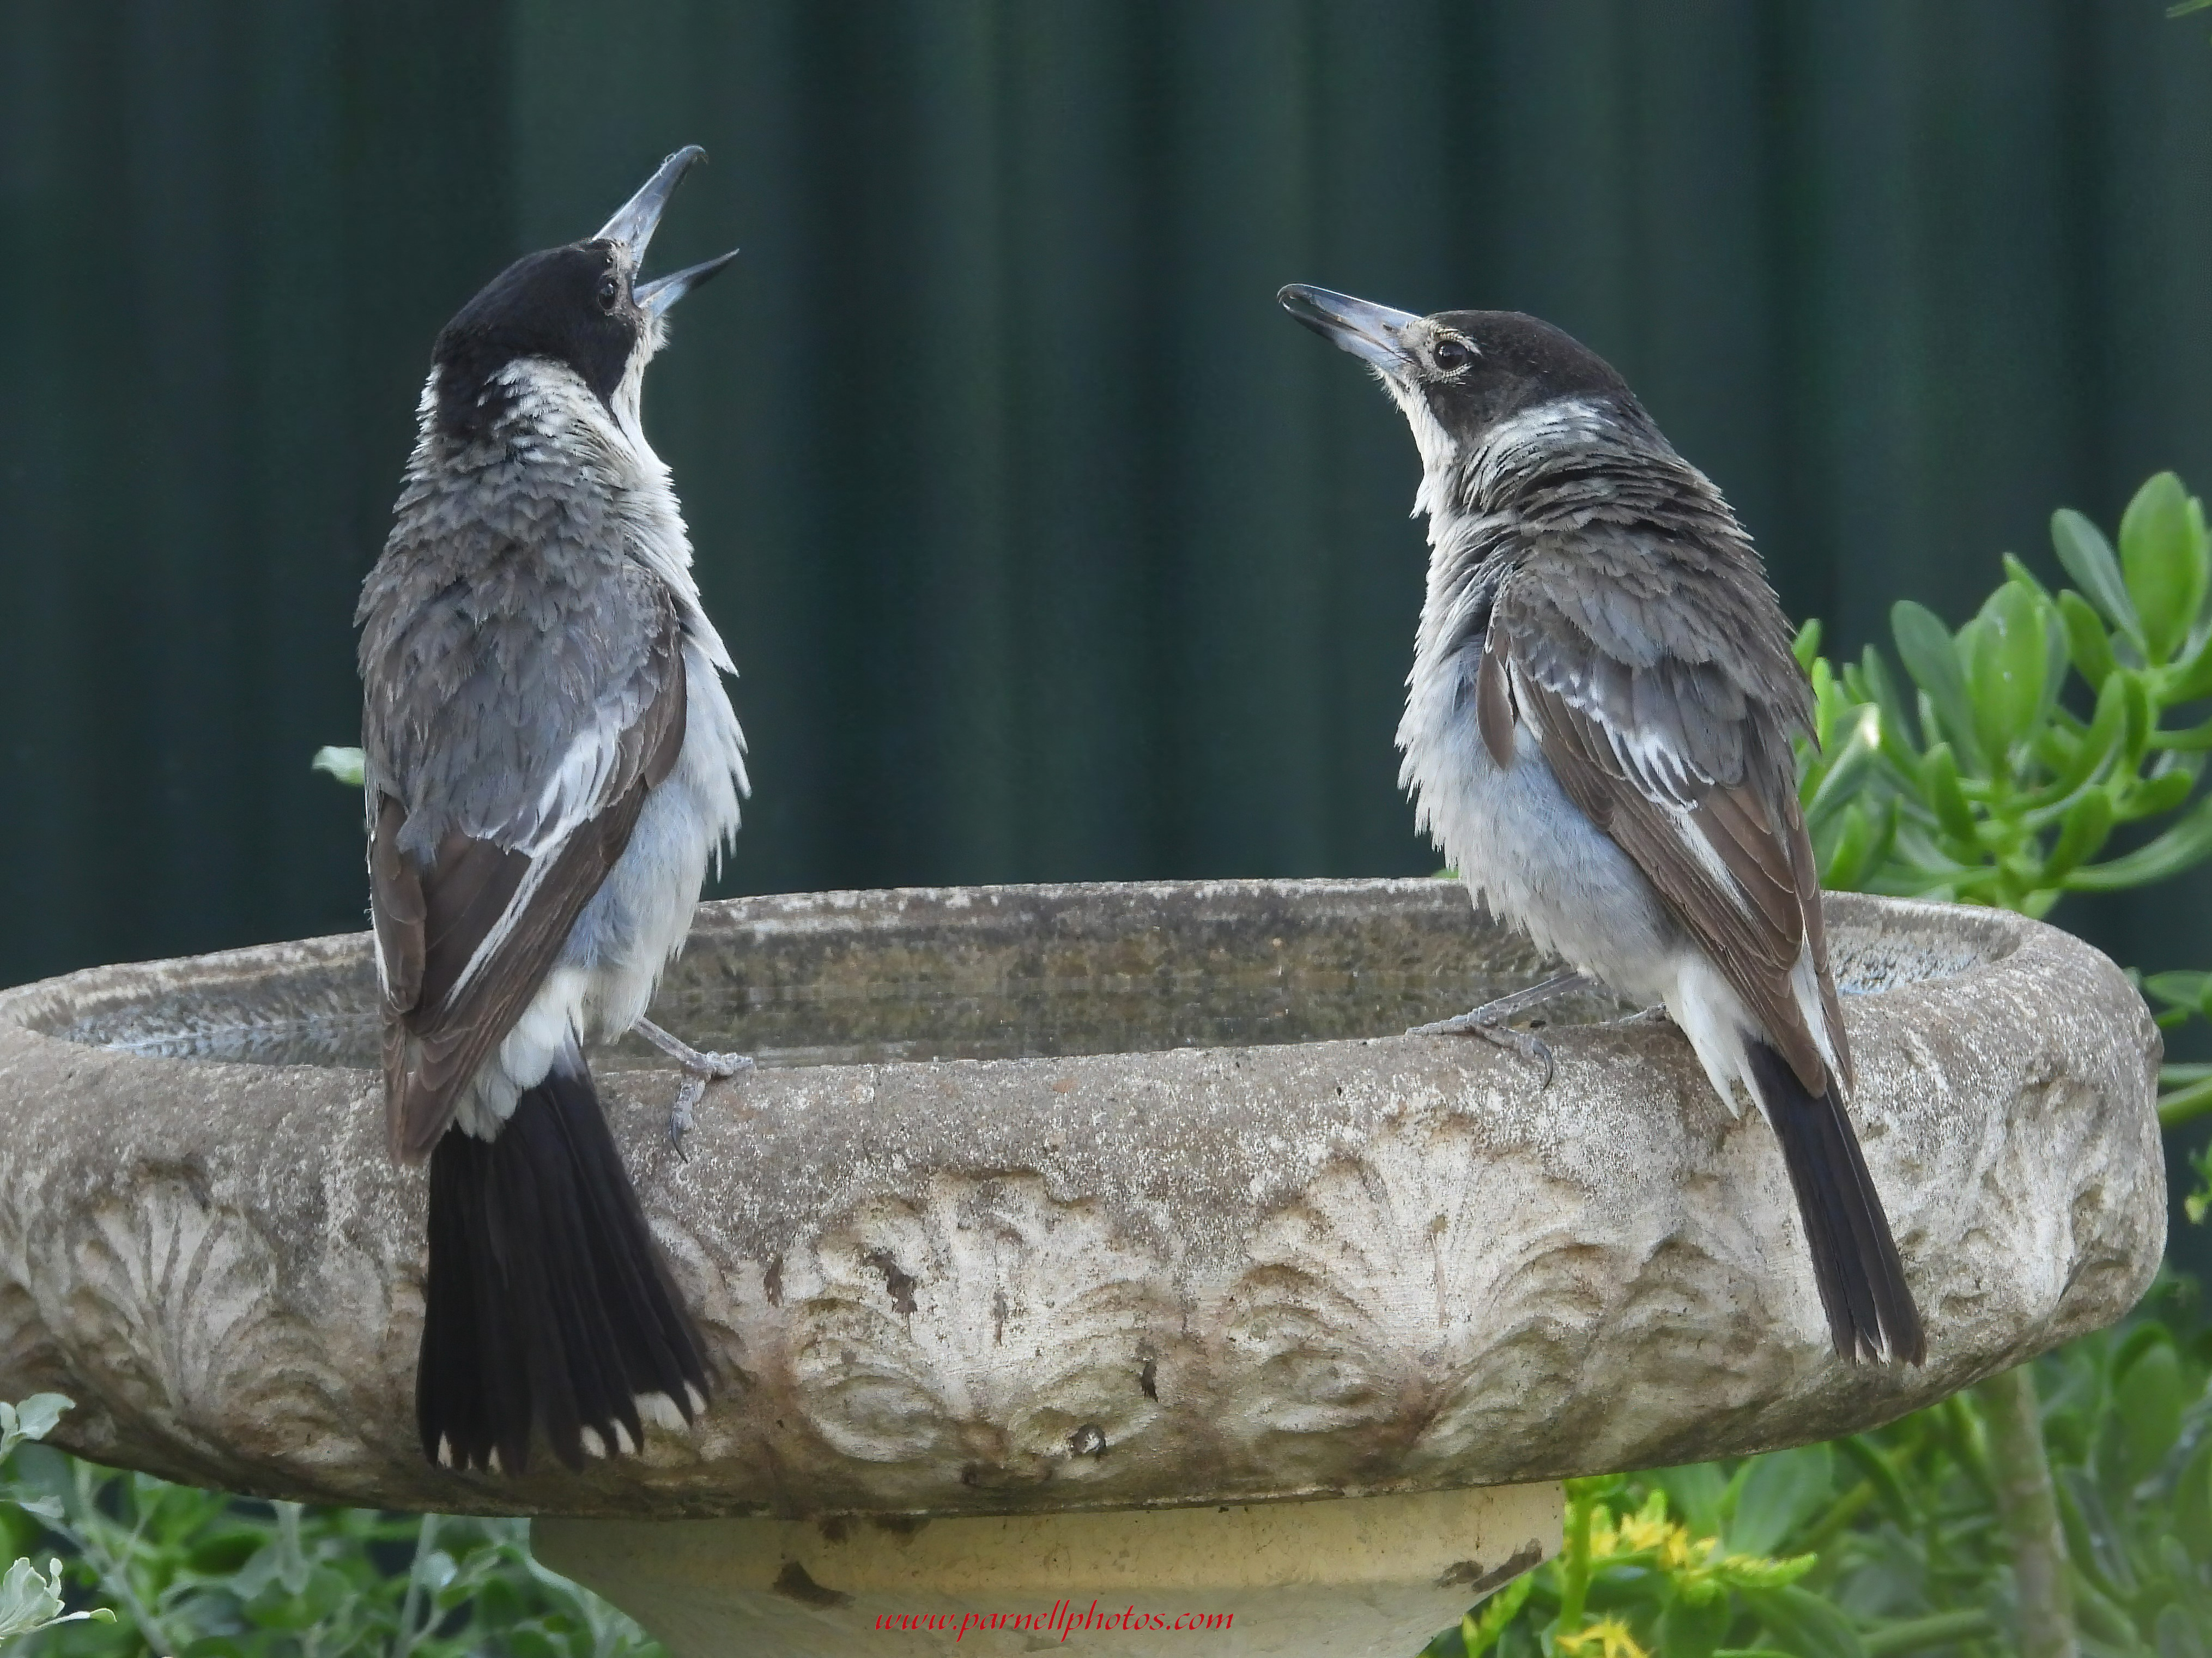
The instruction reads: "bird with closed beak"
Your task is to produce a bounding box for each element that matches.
[1278,285,1924,1366]
[357,147,753,1475]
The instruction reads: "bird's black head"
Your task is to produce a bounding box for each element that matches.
[431,147,740,443]
[1277,285,1634,449]
[433,242,639,439]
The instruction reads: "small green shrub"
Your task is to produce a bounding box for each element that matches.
[1431,1277,2212,1658]
[0,1400,659,1656]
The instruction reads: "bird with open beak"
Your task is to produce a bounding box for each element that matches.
[357,148,750,1474]
[1278,285,1924,1367]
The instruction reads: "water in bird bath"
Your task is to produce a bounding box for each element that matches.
[23,878,1999,1073]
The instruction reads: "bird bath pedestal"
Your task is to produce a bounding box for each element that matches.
[0,880,2165,1656]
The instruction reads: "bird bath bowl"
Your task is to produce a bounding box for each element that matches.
[0,879,2164,1656]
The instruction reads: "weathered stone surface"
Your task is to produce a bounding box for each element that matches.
[0,881,2165,1517]
[534,1483,1563,1658]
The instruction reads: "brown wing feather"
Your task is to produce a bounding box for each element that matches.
[1785,800,1852,1092]
[371,794,426,1014]
[1476,632,1519,769]
[372,627,689,1164]
[1511,661,1834,1094]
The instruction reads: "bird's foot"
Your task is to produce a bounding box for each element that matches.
[632,1017,754,1157]
[1405,971,1595,1090]
[668,1076,705,1156]
[1407,1009,1557,1086]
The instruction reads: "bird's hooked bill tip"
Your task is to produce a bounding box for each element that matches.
[635,247,741,316]
[593,145,711,257]
[1277,283,1424,370]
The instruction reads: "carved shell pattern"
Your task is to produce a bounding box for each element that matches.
[38,1178,368,1477]
[778,1175,1182,1499]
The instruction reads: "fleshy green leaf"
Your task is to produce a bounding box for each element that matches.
[1967,582,2049,757]
[2130,769,2197,818]
[2002,552,2055,603]
[2174,1435,2212,1558]
[1726,1444,1834,1557]
[1659,1588,1732,1658]
[2059,1463,2138,1597]
[1792,618,1822,673]
[1858,646,1921,769]
[2119,471,2208,665]
[2053,505,2145,648]
[2151,713,2212,750]
[2066,792,2212,890]
[2164,628,2212,701]
[1920,745,1979,845]
[2113,1336,2185,1486]
[1808,655,1845,751]
[1741,1583,1869,1658]
[2042,670,2130,800]
[1653,1463,1729,1539]
[1807,709,1882,830]
[2040,788,2116,885]
[1892,602,1984,771]
[2118,669,2155,773]
[2057,589,2119,690]
[1821,802,1876,890]
[2146,971,2212,1018]
[1834,1436,1914,1527]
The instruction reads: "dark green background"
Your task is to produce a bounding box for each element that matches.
[7,0,2212,1018]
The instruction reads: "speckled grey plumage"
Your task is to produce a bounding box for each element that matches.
[357,354,747,1138]
[1280,287,1919,1363]
[1398,395,1817,1085]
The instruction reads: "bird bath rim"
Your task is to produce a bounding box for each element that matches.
[8,878,2015,1073]
[0,879,2160,1521]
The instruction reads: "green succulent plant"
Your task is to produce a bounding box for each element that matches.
[1790,473,2212,1152]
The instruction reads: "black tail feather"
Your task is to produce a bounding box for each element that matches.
[419,1062,711,1473]
[1744,1041,1925,1366]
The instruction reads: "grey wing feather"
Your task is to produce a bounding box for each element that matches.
[1492,538,1849,1094]
[367,586,687,1163]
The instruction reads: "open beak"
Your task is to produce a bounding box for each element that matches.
[1277,285,1423,376]
[634,250,740,317]
[596,146,740,317]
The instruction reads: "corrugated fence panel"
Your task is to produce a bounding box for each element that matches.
[6,0,2212,1025]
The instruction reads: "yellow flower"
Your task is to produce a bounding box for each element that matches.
[1586,1512,1623,1560]
[1614,1510,1676,1556]
[1661,1526,1716,1573]
[1556,1617,1650,1658]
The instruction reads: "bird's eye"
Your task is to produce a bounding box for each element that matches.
[1432,337,1474,372]
[596,273,621,313]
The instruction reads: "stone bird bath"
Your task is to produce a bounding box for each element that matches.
[0,880,2165,1656]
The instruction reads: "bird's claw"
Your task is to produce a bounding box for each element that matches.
[668,1078,705,1159]
[688,1050,755,1082]
[664,1055,752,1158]
[630,1020,756,1157]
[1407,1010,1557,1088]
